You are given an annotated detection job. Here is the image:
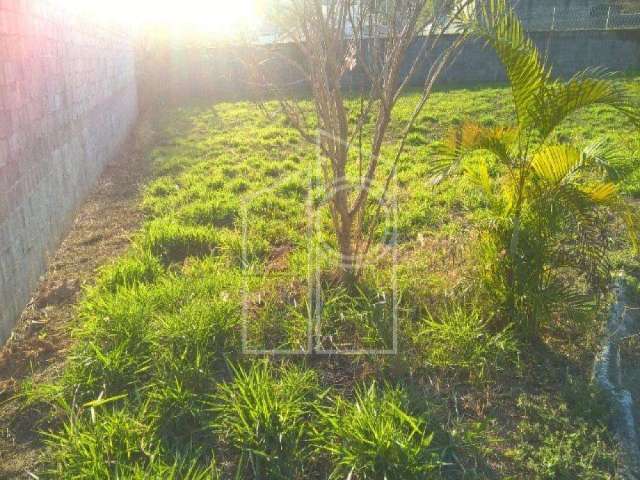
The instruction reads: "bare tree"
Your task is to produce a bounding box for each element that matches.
[252,0,474,286]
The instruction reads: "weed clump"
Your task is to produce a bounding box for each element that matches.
[98,250,163,292]
[45,409,220,479]
[418,307,518,381]
[142,219,219,264]
[507,389,616,479]
[211,362,320,479]
[316,383,441,480]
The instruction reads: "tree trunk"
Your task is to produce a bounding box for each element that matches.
[337,214,357,288]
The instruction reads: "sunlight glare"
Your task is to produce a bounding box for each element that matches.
[63,0,262,36]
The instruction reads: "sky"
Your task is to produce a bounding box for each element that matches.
[62,0,264,36]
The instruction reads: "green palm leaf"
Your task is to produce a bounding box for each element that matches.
[428,122,516,181]
[581,140,623,181]
[468,0,549,130]
[531,144,582,184]
[533,69,640,139]
[553,183,600,219]
[583,182,618,204]
[469,2,639,140]
[532,145,622,201]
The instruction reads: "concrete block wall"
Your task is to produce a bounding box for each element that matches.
[424,29,640,85]
[0,1,138,343]
[142,28,640,104]
[511,0,635,31]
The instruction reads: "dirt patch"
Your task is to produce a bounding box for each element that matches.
[0,116,155,479]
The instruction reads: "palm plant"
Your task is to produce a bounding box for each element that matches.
[430,0,639,337]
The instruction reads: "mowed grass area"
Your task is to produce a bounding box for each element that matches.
[24,77,640,478]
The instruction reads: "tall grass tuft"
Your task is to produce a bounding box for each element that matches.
[418,306,518,381]
[316,382,441,479]
[44,408,220,479]
[142,218,219,264]
[210,361,321,479]
[98,250,163,292]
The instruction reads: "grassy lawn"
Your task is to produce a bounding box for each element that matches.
[25,76,640,478]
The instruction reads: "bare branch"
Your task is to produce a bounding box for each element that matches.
[248,0,471,282]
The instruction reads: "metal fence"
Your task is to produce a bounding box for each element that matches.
[519,5,640,32]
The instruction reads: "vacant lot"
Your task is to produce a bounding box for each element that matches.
[9,76,640,478]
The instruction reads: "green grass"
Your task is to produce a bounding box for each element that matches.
[316,382,442,479]
[31,76,640,478]
[417,307,518,382]
[211,361,320,479]
[507,381,616,480]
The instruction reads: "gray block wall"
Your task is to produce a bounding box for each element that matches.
[510,0,639,31]
[420,29,640,85]
[142,28,640,104]
[0,1,138,343]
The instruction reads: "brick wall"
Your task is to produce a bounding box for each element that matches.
[0,1,138,343]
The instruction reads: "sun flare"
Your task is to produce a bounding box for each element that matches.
[63,0,263,36]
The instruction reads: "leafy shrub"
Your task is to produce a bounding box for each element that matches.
[316,383,440,479]
[418,307,517,380]
[211,361,320,479]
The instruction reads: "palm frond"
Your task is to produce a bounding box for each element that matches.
[621,205,640,252]
[552,183,600,226]
[556,181,638,253]
[565,230,609,273]
[542,277,594,315]
[531,144,582,184]
[551,217,611,287]
[533,69,640,139]
[468,0,549,130]
[582,182,618,203]
[427,122,516,182]
[465,158,493,197]
[532,145,622,196]
[470,4,639,140]
[581,140,623,181]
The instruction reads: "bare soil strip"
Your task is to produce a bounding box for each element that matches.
[0,117,154,479]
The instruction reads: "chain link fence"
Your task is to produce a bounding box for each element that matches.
[519,5,640,32]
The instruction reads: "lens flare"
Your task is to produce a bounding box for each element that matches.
[62,0,262,36]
